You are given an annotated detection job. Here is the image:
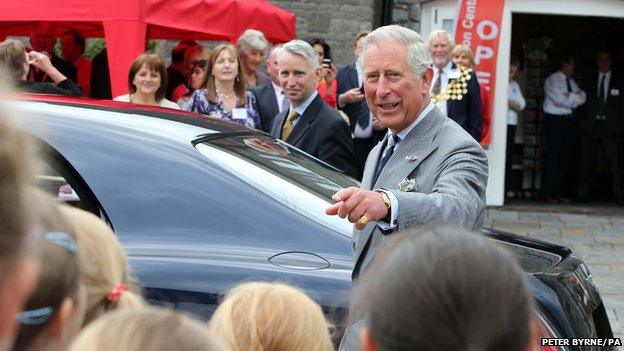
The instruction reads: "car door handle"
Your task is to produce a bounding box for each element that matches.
[269,251,330,271]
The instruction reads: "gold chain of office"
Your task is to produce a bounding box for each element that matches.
[431,65,472,104]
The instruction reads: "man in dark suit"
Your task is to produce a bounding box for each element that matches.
[250,44,286,133]
[28,22,76,83]
[337,31,386,179]
[270,40,356,178]
[578,51,624,205]
[427,30,482,141]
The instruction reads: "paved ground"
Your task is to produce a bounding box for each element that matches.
[486,202,624,339]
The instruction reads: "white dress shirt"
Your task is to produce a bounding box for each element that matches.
[543,71,586,115]
[289,91,319,127]
[507,79,526,125]
[375,101,435,230]
[430,60,453,117]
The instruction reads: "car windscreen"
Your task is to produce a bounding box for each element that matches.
[197,135,358,202]
[195,136,358,234]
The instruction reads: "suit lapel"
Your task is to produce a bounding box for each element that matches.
[361,135,387,190]
[272,110,287,139]
[267,85,280,118]
[373,108,443,188]
[286,94,321,145]
[354,108,445,268]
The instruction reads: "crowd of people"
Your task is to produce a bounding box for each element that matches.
[0,25,494,181]
[0,23,553,351]
[0,22,621,205]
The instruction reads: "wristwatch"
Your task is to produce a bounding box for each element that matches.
[377,191,391,210]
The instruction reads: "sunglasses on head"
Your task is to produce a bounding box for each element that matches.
[191,59,207,69]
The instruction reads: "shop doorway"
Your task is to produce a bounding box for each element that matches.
[506,13,624,204]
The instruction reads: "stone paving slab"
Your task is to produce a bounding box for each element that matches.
[488,203,624,339]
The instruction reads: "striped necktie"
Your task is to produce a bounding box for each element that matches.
[281,110,299,141]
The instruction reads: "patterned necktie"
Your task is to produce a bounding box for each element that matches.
[357,100,370,129]
[372,134,400,185]
[280,92,290,113]
[281,110,299,141]
[432,69,442,95]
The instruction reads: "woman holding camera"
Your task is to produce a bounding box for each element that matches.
[0,39,82,96]
[309,37,338,108]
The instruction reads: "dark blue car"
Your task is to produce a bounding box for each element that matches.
[5,95,617,351]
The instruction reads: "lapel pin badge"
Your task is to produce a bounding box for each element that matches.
[405,155,418,162]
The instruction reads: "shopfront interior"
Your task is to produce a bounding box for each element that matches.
[507,13,624,204]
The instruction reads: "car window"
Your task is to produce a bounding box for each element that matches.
[195,136,358,234]
[201,136,358,201]
[37,159,81,203]
[35,146,104,220]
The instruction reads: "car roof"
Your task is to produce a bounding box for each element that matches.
[10,93,267,139]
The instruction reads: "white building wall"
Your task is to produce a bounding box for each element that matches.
[420,0,624,206]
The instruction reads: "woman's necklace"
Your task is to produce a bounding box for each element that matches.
[216,89,237,102]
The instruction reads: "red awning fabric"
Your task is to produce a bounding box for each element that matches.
[0,0,295,96]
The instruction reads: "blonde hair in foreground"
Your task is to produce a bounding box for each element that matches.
[0,71,34,258]
[60,206,144,325]
[69,306,225,351]
[209,282,334,351]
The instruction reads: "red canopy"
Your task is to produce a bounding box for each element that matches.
[0,0,296,97]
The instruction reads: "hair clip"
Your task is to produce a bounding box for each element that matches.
[107,284,128,303]
[46,232,77,253]
[16,306,54,325]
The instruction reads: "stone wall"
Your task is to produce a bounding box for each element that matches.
[268,0,422,67]
[268,0,375,67]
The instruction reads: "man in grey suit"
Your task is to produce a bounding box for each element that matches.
[325,25,488,350]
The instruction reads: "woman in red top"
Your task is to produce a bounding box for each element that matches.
[308,38,337,108]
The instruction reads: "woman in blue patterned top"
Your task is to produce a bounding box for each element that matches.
[187,43,261,129]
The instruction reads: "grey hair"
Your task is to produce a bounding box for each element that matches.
[359,25,432,77]
[269,43,284,57]
[427,29,456,48]
[356,226,534,351]
[236,29,269,55]
[279,39,319,71]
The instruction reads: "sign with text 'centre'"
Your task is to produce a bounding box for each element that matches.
[455,0,504,146]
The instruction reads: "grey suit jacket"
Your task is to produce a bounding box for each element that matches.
[339,106,488,351]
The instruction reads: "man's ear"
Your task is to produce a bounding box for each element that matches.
[0,257,39,342]
[420,67,434,93]
[359,327,379,351]
[48,298,73,339]
[314,66,323,82]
